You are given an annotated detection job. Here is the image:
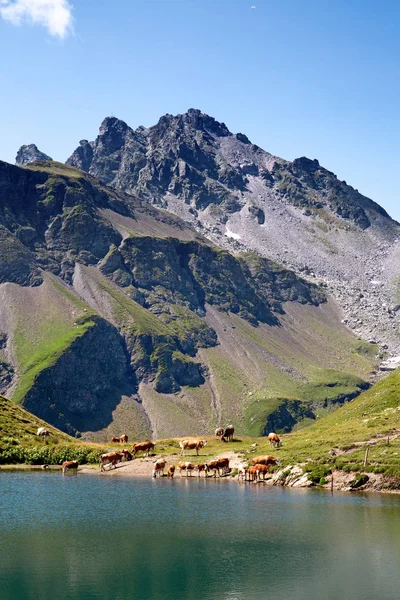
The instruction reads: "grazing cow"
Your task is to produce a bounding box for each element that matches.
[268,432,281,448]
[111,436,120,443]
[121,449,133,461]
[120,434,128,444]
[152,459,167,478]
[179,440,207,456]
[167,465,175,478]
[255,464,270,480]
[37,427,50,439]
[215,427,224,437]
[221,425,234,442]
[132,441,155,457]
[178,461,195,476]
[99,452,123,472]
[251,455,279,467]
[62,460,78,475]
[196,463,207,477]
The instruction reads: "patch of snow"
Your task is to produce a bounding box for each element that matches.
[225,228,241,240]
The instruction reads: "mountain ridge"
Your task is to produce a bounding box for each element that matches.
[61,109,400,353]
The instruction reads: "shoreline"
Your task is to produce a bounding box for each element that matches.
[1,457,399,495]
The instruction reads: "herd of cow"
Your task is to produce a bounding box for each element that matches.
[43,423,283,480]
[94,428,282,482]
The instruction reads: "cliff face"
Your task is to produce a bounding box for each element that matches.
[0,158,353,440]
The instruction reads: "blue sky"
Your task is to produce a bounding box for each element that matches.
[0,0,399,219]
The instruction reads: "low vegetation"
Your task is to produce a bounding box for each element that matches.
[1,370,399,490]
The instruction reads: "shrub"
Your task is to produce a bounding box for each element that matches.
[303,462,332,485]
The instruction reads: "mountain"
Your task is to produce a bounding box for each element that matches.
[67,109,400,353]
[16,144,52,166]
[0,158,375,440]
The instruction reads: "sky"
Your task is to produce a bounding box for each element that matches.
[0,0,399,219]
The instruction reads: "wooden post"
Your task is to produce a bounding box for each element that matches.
[387,434,390,446]
[331,471,334,494]
[363,446,370,469]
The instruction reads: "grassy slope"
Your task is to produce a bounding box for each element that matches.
[197,302,376,435]
[4,273,97,403]
[277,368,400,474]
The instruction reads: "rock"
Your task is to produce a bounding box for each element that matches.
[15,144,52,166]
[349,474,369,489]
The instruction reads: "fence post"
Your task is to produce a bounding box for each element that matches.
[363,446,370,469]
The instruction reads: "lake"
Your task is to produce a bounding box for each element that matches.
[0,473,400,600]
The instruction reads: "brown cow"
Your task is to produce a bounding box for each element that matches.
[167,465,175,478]
[179,440,207,456]
[196,463,207,477]
[153,459,167,478]
[111,436,120,443]
[215,427,224,437]
[255,464,270,480]
[62,460,78,475]
[221,425,234,442]
[268,432,281,448]
[99,452,123,472]
[121,449,133,461]
[178,461,195,476]
[246,465,259,482]
[251,455,279,467]
[132,441,155,457]
[120,434,128,444]
[205,457,230,477]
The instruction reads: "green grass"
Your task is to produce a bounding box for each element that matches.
[12,276,98,403]
[25,161,84,179]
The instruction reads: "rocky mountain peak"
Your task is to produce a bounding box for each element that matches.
[65,109,400,354]
[15,144,52,167]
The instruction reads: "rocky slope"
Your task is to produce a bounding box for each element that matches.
[66,109,400,354]
[0,159,375,439]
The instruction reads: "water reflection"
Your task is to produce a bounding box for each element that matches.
[0,474,399,600]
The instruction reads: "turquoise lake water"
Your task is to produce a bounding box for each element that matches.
[0,472,400,600]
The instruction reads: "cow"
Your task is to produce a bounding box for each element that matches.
[215,427,224,437]
[205,457,230,477]
[167,465,175,478]
[37,427,50,439]
[152,459,167,478]
[62,460,78,475]
[178,461,195,476]
[132,441,155,457]
[120,434,128,444]
[179,440,207,456]
[221,425,234,442]
[246,465,259,482]
[237,463,247,481]
[255,464,270,480]
[268,432,282,448]
[99,452,123,472]
[121,449,133,461]
[251,455,279,467]
[196,463,207,477]
[111,436,120,443]
[204,460,220,477]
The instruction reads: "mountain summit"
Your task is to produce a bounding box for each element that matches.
[66,109,400,351]
[16,144,52,166]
